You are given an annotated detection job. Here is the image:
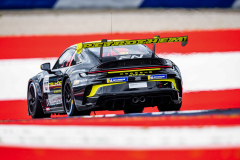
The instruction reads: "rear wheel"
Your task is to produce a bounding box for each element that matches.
[27,82,50,118]
[157,103,182,112]
[63,78,91,116]
[124,107,144,114]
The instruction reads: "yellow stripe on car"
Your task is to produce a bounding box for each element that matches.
[87,79,178,97]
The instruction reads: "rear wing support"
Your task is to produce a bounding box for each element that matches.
[181,37,188,46]
[100,39,107,62]
[152,35,159,58]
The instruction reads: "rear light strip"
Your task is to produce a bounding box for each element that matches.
[88,66,172,74]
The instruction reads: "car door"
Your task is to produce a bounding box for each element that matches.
[43,48,76,112]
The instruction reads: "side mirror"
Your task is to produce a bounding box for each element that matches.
[40,63,51,71]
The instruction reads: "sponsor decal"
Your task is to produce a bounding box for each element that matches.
[149,74,167,80]
[47,97,62,106]
[119,54,143,60]
[73,80,80,85]
[49,81,62,86]
[76,36,188,54]
[107,77,128,83]
[43,75,50,93]
[54,89,61,94]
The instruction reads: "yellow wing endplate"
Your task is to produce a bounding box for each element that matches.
[76,42,83,54]
[76,35,188,54]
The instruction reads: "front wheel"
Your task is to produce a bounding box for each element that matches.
[27,82,50,118]
[157,103,182,112]
[63,78,91,116]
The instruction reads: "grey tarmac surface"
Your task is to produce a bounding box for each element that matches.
[0,9,240,36]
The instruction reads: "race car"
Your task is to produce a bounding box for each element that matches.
[27,35,187,118]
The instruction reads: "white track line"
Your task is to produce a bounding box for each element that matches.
[160,51,240,92]
[0,52,240,100]
[0,125,240,149]
[0,58,57,100]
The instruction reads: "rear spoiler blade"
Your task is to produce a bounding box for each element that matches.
[76,35,188,60]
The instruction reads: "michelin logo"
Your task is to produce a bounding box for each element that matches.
[108,77,128,83]
[150,74,167,80]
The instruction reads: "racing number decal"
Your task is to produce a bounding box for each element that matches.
[43,75,50,93]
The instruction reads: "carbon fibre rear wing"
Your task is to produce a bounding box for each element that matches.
[76,35,188,60]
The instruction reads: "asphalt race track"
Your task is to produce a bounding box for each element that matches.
[0,108,240,160]
[0,9,240,160]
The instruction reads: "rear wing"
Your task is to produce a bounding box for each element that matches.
[77,35,188,60]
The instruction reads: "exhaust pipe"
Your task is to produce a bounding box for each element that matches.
[132,97,139,103]
[140,96,146,103]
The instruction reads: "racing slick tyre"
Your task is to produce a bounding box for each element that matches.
[28,82,51,118]
[124,107,144,114]
[63,78,91,116]
[157,103,182,112]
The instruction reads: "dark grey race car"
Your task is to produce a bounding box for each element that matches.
[27,36,187,118]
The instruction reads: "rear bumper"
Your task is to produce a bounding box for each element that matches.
[76,89,181,111]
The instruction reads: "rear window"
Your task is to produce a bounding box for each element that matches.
[87,44,151,58]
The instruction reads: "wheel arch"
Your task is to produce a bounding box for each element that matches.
[61,75,70,111]
[62,74,82,110]
[28,77,43,99]
[62,75,70,96]
[27,78,42,115]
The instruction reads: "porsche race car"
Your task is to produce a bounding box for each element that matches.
[27,35,187,118]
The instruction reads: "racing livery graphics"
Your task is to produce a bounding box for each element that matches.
[149,74,167,80]
[27,35,187,118]
[107,77,128,83]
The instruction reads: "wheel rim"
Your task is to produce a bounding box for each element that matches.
[28,85,36,114]
[64,82,72,113]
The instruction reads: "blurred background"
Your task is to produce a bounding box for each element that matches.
[0,0,240,119]
[0,0,240,159]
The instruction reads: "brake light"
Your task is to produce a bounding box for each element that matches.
[89,66,171,74]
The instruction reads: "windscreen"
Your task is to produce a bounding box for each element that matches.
[87,44,152,58]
